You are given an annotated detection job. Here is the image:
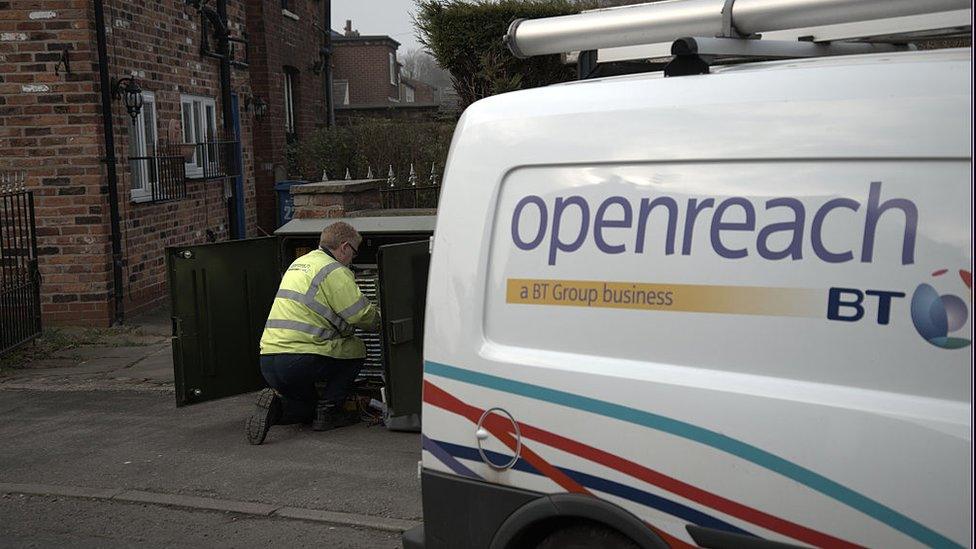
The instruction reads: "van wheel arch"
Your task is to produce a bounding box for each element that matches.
[488,493,669,549]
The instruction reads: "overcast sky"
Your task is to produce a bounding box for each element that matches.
[331,0,425,54]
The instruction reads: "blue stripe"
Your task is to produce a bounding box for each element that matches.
[422,435,482,480]
[432,439,756,537]
[425,360,960,549]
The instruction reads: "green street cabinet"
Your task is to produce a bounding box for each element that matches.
[166,215,435,432]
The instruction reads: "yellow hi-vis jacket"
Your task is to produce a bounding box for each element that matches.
[260,249,380,358]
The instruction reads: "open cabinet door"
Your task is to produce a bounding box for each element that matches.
[168,237,280,407]
[378,240,430,432]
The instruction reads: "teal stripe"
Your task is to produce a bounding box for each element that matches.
[425,360,961,549]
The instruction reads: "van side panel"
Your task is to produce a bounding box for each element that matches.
[422,49,971,548]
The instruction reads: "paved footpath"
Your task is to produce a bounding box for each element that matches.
[0,309,422,548]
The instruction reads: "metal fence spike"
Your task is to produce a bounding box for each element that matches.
[428,162,438,185]
[321,168,330,181]
[387,165,397,188]
[408,163,417,187]
[366,165,374,179]
[344,168,351,180]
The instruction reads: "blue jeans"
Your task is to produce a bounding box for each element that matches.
[259,354,363,424]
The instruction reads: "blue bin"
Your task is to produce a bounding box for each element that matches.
[274,180,307,228]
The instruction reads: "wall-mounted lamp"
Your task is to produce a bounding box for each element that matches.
[253,97,268,118]
[112,77,143,121]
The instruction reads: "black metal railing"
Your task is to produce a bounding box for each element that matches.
[1,173,42,356]
[378,165,442,210]
[189,133,240,180]
[380,180,441,209]
[128,142,188,203]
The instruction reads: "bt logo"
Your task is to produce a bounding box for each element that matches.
[910,269,972,349]
[826,268,971,349]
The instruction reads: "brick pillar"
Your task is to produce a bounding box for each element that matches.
[291,179,383,219]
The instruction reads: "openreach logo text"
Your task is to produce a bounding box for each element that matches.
[511,181,916,266]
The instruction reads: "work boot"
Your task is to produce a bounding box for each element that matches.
[245,388,281,445]
[312,402,360,432]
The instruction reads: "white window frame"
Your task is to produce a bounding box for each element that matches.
[284,70,296,135]
[404,84,415,103]
[180,94,217,179]
[129,91,157,202]
[389,52,397,86]
[333,79,350,105]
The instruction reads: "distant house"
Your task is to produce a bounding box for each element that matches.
[400,77,435,105]
[331,20,401,107]
[331,20,439,121]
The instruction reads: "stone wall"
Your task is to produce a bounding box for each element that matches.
[291,179,383,219]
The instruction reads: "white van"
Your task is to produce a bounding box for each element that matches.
[403,6,972,549]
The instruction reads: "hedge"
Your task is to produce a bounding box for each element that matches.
[287,120,456,184]
[415,0,594,109]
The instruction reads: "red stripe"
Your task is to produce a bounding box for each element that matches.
[426,381,696,548]
[425,381,590,494]
[425,381,862,549]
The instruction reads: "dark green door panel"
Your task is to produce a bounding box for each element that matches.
[168,237,280,407]
[378,240,430,431]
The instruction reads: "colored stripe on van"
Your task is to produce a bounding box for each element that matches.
[425,379,857,549]
[422,435,482,480]
[428,437,757,538]
[424,361,961,549]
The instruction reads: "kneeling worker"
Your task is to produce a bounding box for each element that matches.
[247,221,380,445]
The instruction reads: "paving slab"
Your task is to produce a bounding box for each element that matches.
[123,344,174,383]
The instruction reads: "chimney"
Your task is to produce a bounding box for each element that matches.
[344,19,357,37]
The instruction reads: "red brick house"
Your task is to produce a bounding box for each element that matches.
[331,20,402,108]
[330,20,441,122]
[246,0,330,233]
[400,76,435,105]
[1,0,263,326]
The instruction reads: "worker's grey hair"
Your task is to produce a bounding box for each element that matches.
[320,221,361,251]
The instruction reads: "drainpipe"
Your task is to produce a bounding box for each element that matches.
[215,0,241,239]
[93,0,126,326]
[323,0,335,127]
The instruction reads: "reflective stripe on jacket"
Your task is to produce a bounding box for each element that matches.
[260,249,380,358]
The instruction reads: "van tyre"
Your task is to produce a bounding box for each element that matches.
[535,521,639,549]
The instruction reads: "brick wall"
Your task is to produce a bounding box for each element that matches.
[247,0,326,234]
[332,38,400,106]
[1,0,258,326]
[1,0,112,324]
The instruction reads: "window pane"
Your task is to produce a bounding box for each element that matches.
[181,102,193,143]
[205,103,216,170]
[144,100,157,186]
[182,101,196,169]
[193,102,203,168]
[129,114,144,191]
[284,73,293,133]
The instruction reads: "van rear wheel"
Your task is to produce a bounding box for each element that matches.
[535,520,640,549]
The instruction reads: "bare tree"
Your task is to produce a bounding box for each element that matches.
[401,49,453,88]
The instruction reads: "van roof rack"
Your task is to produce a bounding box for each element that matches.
[503,0,971,79]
